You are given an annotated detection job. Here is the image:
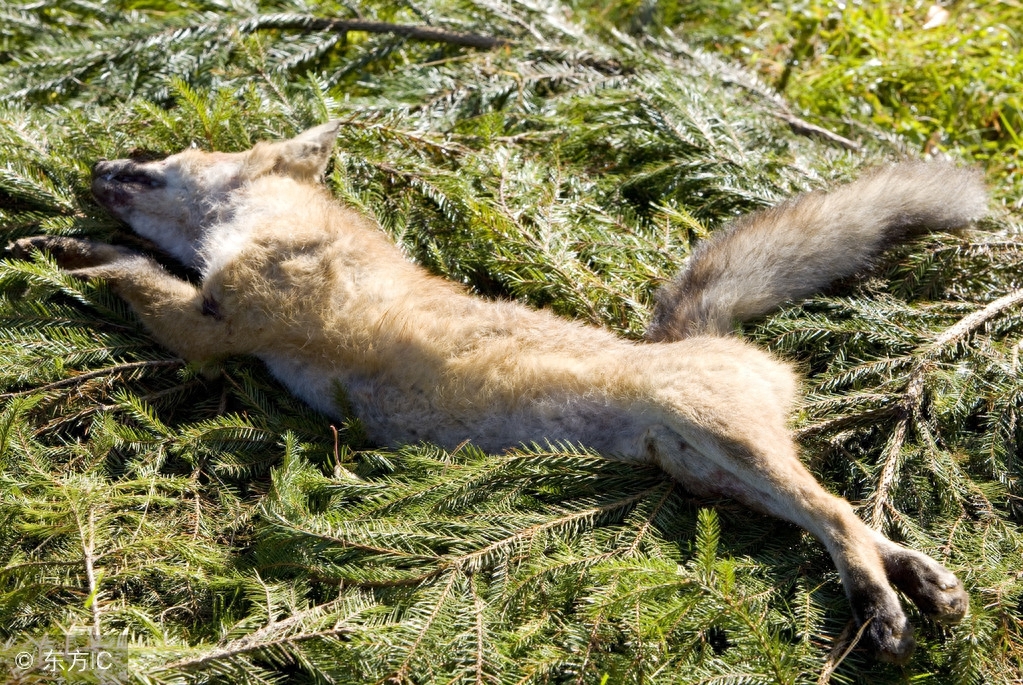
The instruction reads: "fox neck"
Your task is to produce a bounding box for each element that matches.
[191,175,335,278]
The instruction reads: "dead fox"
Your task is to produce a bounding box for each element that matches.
[12,122,987,662]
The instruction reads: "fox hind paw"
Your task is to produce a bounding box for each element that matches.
[863,605,916,664]
[851,589,916,664]
[886,551,969,624]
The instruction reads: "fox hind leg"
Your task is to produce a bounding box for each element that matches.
[645,424,918,662]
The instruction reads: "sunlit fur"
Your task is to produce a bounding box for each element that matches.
[15,122,986,662]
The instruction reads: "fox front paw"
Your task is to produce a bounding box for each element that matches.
[9,236,137,273]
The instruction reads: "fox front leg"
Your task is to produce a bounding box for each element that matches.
[10,236,241,364]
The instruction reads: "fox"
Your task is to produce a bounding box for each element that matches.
[11,121,988,663]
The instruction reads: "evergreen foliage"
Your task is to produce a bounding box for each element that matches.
[1,1,1021,683]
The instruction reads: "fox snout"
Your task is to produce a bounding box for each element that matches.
[91,158,165,213]
[92,159,165,188]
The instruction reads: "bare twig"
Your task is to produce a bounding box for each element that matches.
[817,619,871,685]
[242,14,512,50]
[71,503,103,643]
[85,508,102,641]
[928,288,1023,350]
[776,109,861,151]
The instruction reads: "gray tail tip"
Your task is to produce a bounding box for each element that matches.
[893,159,989,224]
[950,173,989,227]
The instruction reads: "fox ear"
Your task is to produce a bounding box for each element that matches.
[245,121,340,183]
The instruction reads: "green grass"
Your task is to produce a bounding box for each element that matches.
[0,1,1021,683]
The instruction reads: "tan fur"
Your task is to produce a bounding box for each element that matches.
[11,122,983,662]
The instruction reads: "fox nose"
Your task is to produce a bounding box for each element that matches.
[92,159,112,179]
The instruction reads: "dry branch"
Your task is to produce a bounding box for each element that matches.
[776,109,861,151]
[242,14,512,50]
[817,619,871,684]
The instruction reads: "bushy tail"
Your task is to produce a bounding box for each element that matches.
[645,161,988,341]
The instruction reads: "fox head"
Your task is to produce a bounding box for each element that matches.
[91,121,340,266]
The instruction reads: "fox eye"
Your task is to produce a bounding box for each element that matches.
[127,148,167,163]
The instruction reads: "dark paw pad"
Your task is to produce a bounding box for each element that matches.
[864,608,916,664]
[885,551,969,624]
[851,589,915,664]
[912,575,969,624]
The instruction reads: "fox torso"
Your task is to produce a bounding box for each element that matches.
[200,175,793,457]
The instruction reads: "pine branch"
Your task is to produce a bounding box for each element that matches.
[0,358,182,399]
[163,625,358,673]
[666,39,861,151]
[267,512,443,561]
[446,484,665,574]
[393,570,459,683]
[869,288,1023,528]
[469,577,489,685]
[160,595,362,673]
[2,2,1022,681]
